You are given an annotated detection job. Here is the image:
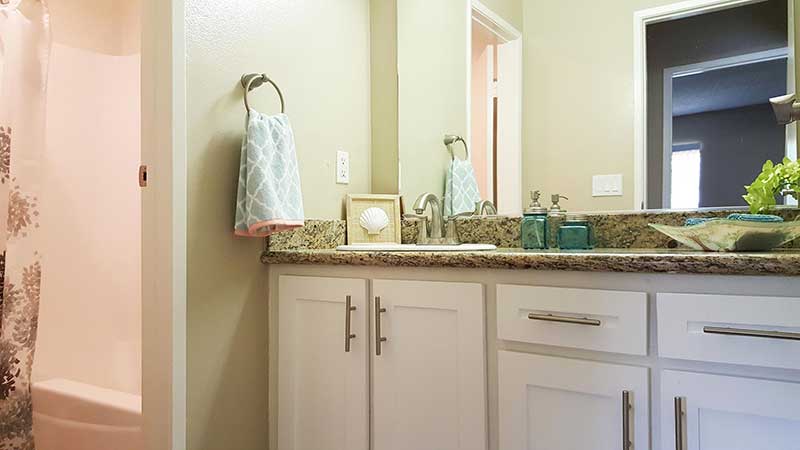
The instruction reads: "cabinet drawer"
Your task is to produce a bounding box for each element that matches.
[497,285,648,355]
[657,293,800,370]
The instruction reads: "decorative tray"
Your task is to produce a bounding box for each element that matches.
[650,218,800,252]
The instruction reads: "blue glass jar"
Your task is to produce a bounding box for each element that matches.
[557,213,594,250]
[521,207,549,249]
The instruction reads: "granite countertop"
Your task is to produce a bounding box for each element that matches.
[261,247,800,276]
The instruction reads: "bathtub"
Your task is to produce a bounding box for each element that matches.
[32,379,143,450]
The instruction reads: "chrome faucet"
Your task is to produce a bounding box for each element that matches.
[474,200,497,216]
[412,193,443,241]
[404,193,470,245]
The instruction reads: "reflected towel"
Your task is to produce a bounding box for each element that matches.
[443,158,481,216]
[235,111,305,237]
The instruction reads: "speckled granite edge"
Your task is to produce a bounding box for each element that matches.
[261,249,800,276]
[266,208,800,251]
[267,219,346,250]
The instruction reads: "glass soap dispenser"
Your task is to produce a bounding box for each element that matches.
[557,213,594,250]
[521,191,549,249]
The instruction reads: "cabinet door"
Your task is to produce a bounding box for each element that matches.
[372,280,486,450]
[661,370,800,450]
[278,276,369,450]
[498,352,649,450]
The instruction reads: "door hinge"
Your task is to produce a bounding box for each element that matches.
[139,165,148,187]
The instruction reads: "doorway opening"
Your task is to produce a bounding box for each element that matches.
[470,1,522,215]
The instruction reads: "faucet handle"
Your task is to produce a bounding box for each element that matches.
[446,211,474,221]
[403,213,427,221]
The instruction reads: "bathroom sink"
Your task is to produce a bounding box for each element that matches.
[336,243,497,252]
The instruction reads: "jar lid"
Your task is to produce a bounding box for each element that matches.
[565,213,588,222]
[524,206,549,215]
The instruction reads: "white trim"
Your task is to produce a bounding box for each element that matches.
[633,0,767,210]
[141,0,187,449]
[471,0,522,42]
[661,48,789,207]
[485,45,495,202]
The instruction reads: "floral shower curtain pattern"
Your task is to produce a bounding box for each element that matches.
[0,1,50,449]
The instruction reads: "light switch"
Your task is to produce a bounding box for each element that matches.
[592,174,623,197]
[336,150,350,184]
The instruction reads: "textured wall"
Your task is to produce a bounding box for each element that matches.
[185,0,371,448]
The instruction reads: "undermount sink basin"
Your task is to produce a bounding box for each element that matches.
[336,243,497,252]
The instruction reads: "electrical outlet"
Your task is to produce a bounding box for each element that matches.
[336,150,350,184]
[592,174,623,197]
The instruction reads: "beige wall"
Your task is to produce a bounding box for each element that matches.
[371,0,400,194]
[185,0,371,448]
[398,0,469,202]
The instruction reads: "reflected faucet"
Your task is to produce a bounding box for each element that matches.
[412,193,443,241]
[769,94,800,125]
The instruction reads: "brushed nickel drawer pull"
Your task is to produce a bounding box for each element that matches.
[674,397,687,450]
[703,326,800,341]
[344,295,357,353]
[528,313,601,327]
[622,390,632,450]
[375,296,387,356]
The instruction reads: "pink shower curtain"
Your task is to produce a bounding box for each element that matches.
[0,0,50,448]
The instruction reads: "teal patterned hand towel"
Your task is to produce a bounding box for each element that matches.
[235,111,305,237]
[443,158,481,216]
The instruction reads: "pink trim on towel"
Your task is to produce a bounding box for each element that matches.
[235,219,305,237]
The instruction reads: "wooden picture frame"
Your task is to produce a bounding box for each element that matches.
[345,194,402,244]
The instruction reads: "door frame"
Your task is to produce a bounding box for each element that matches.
[469,0,523,215]
[661,47,790,208]
[141,0,187,449]
[632,0,786,210]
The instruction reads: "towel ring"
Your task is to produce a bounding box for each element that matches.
[444,134,469,161]
[241,73,285,115]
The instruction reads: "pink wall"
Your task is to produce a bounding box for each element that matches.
[33,42,141,395]
[471,22,497,200]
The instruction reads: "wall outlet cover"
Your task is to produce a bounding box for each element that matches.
[336,150,350,184]
[592,174,623,197]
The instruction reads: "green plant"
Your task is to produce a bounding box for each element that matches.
[743,158,800,213]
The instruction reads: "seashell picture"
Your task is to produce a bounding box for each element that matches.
[346,194,402,244]
[359,207,390,235]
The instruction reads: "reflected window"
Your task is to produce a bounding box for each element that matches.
[670,144,702,209]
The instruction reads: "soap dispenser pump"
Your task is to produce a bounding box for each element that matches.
[548,194,568,218]
[521,190,549,250]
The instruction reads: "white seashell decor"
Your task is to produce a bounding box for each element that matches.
[359,207,390,235]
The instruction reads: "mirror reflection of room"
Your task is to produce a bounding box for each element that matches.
[648,0,793,210]
[382,0,798,214]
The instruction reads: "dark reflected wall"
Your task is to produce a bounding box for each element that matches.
[672,103,786,207]
[646,0,788,208]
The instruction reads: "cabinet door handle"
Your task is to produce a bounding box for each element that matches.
[674,397,687,450]
[703,326,800,341]
[375,296,387,356]
[344,295,357,353]
[528,313,601,327]
[622,390,632,450]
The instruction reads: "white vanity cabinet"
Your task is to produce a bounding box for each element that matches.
[276,276,487,450]
[372,280,486,450]
[498,352,649,450]
[277,276,370,450]
[660,370,800,450]
[270,265,800,450]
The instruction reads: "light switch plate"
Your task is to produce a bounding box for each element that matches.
[592,174,623,197]
[336,150,350,184]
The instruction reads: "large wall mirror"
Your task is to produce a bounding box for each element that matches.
[370,0,799,214]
